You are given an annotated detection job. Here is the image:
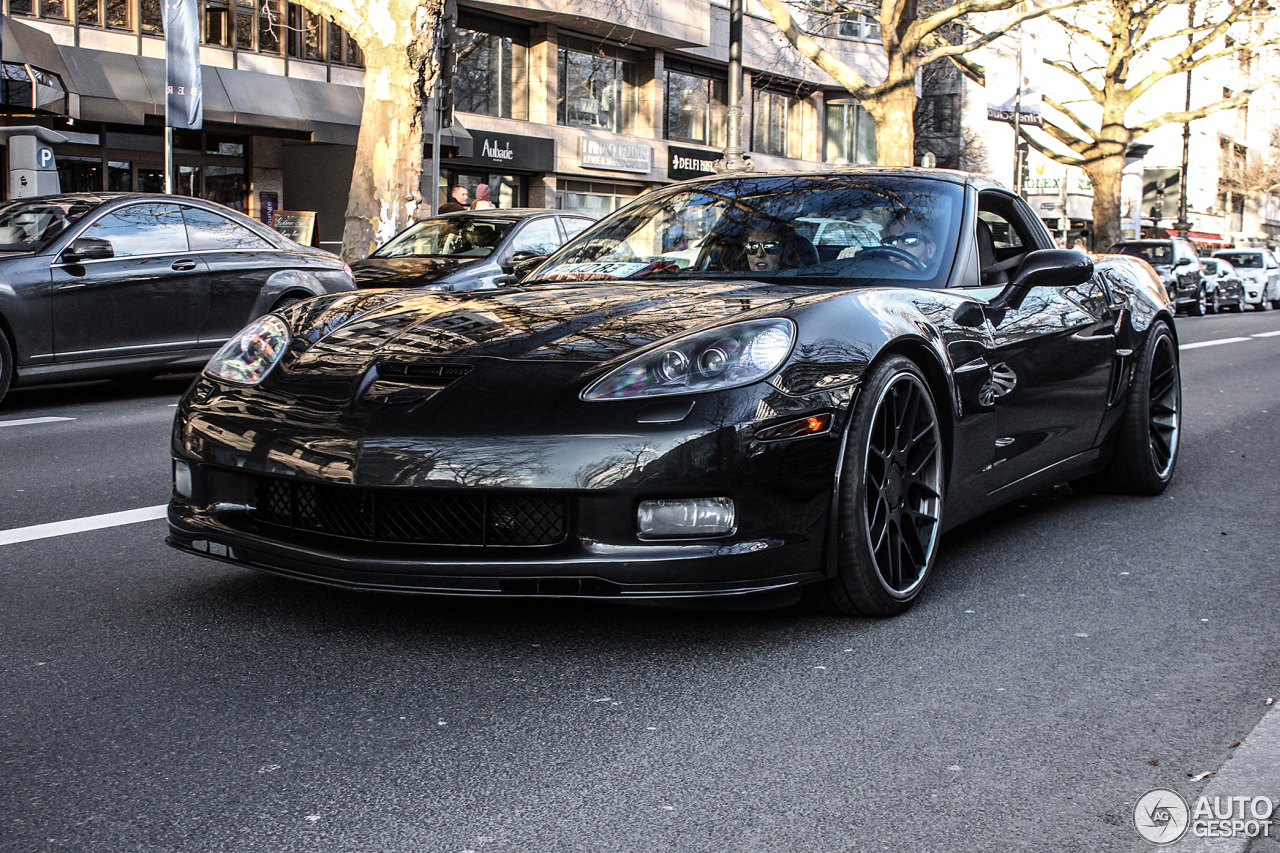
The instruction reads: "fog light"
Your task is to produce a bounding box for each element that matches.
[174,459,192,499]
[638,498,735,538]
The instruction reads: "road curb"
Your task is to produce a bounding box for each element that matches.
[1146,702,1280,851]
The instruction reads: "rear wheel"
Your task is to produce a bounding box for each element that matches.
[1188,286,1207,316]
[1086,320,1180,495]
[812,356,945,617]
[1208,288,1220,314]
[0,327,11,406]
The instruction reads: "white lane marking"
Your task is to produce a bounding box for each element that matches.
[1252,330,1280,338]
[0,505,168,546]
[1180,337,1252,350]
[0,416,75,428]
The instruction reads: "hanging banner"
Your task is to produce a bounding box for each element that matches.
[986,23,1042,127]
[164,0,203,129]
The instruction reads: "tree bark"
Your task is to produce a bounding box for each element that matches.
[866,82,918,166]
[1079,141,1128,249]
[294,0,443,260]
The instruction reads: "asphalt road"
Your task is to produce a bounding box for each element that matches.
[2,308,1278,852]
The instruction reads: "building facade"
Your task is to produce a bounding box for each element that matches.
[0,0,889,255]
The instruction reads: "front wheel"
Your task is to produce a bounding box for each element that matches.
[813,356,945,617]
[1085,320,1181,495]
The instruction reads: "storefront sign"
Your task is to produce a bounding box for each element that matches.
[667,145,723,181]
[580,138,653,174]
[259,191,278,226]
[450,130,554,172]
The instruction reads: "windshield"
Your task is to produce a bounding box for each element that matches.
[373,216,517,259]
[1216,251,1263,268]
[1112,243,1172,266]
[529,174,963,287]
[0,198,96,251]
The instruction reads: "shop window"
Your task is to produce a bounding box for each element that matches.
[204,165,247,210]
[345,31,364,67]
[752,88,805,158]
[104,0,127,27]
[138,168,164,193]
[557,47,638,134]
[454,15,529,121]
[557,179,641,216]
[108,161,132,192]
[205,134,246,156]
[39,0,68,19]
[664,68,726,147]
[824,101,876,164]
[57,156,104,193]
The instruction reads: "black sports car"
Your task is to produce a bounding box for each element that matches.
[0,193,355,405]
[167,170,1182,616]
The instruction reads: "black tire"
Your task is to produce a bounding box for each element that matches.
[1258,297,1271,312]
[811,356,945,617]
[1233,291,1247,313]
[1188,286,1207,316]
[1086,321,1181,495]
[1208,289,1220,314]
[0,326,12,407]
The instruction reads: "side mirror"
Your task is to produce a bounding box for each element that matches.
[1175,256,1192,267]
[62,237,114,263]
[501,250,547,274]
[989,249,1094,313]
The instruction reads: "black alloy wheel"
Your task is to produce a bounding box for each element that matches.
[816,356,945,616]
[1083,320,1180,494]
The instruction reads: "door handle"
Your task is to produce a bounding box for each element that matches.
[172,259,197,271]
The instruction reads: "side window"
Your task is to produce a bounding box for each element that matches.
[510,218,562,255]
[977,210,1025,252]
[560,217,594,240]
[182,206,274,251]
[80,203,188,257]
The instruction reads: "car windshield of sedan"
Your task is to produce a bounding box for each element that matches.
[527,174,962,286]
[1112,244,1172,266]
[0,199,95,251]
[1216,251,1263,268]
[372,217,519,259]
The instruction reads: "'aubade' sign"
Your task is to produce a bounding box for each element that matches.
[579,138,653,174]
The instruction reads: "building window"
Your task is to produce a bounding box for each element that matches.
[752,87,804,158]
[839,11,881,42]
[557,46,638,134]
[453,14,529,121]
[11,0,69,19]
[140,0,162,33]
[287,3,322,61]
[664,67,726,147]
[825,100,876,164]
[258,0,282,54]
[205,0,231,46]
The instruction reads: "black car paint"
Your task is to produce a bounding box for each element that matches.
[0,193,354,396]
[167,171,1175,601]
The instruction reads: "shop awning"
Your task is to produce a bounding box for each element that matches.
[1163,228,1231,248]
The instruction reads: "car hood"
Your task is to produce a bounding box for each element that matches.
[349,256,483,288]
[282,280,826,376]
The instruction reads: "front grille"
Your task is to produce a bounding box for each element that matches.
[252,477,568,547]
[378,362,472,382]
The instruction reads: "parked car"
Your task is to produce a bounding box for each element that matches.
[0,193,355,406]
[1211,247,1280,310]
[1108,237,1206,315]
[349,209,596,291]
[1198,257,1247,313]
[169,169,1180,617]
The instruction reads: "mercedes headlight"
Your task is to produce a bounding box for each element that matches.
[583,319,795,400]
[204,314,291,385]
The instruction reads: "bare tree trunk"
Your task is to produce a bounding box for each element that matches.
[296,0,443,261]
[342,54,428,259]
[867,83,917,166]
[1079,134,1129,249]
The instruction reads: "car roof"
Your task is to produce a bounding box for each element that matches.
[669,165,990,191]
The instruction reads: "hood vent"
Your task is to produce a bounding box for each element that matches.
[378,362,473,382]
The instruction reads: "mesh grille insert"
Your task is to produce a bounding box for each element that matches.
[253,477,567,547]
